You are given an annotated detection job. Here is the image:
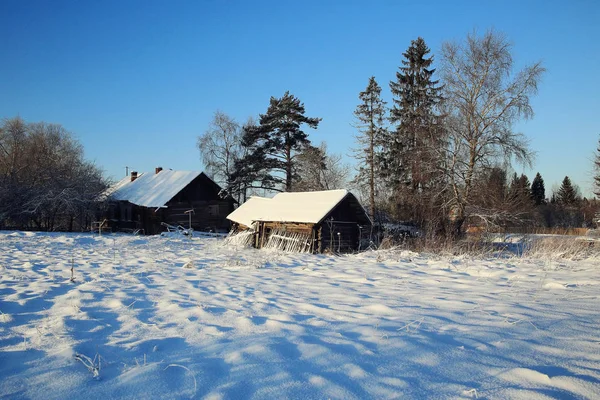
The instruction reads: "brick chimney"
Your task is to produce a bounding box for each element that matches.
[130,171,138,182]
[155,167,163,174]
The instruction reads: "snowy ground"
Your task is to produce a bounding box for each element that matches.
[1,232,599,399]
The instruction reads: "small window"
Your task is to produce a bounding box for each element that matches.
[208,205,219,217]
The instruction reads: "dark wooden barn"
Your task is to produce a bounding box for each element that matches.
[103,168,234,235]
[226,190,371,253]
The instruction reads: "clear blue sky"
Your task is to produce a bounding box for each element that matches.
[1,0,599,197]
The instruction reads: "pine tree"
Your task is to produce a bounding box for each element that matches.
[383,37,443,194]
[594,136,600,198]
[475,167,508,210]
[229,122,270,200]
[508,173,532,208]
[353,77,387,220]
[518,174,532,200]
[487,167,508,203]
[531,172,546,205]
[557,176,578,205]
[234,92,321,192]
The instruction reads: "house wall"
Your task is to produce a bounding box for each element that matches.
[105,201,136,232]
[251,219,361,253]
[163,200,232,233]
[163,173,233,233]
[319,221,360,253]
[317,195,370,253]
[105,173,234,235]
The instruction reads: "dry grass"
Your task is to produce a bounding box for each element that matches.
[489,227,590,236]
[377,232,600,260]
[379,235,498,257]
[521,236,600,260]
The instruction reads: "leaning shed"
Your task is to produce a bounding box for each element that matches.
[227,189,371,253]
[103,168,234,234]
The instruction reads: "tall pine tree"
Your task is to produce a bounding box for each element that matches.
[557,176,578,205]
[531,172,546,205]
[233,92,321,192]
[353,77,387,220]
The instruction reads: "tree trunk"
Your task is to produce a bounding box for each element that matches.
[285,141,292,191]
[452,216,466,239]
[369,118,375,222]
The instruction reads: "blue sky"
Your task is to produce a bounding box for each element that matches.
[1,0,599,196]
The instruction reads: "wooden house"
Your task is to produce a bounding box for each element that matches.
[103,168,234,234]
[226,189,371,253]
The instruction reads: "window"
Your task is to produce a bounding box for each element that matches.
[208,205,219,217]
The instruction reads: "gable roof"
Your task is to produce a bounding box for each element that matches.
[227,189,370,226]
[105,170,202,208]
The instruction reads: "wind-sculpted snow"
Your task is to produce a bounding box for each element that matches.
[0,232,599,399]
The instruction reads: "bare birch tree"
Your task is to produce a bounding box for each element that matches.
[440,30,545,235]
[197,111,242,189]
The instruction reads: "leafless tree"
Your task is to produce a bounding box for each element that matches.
[440,30,545,235]
[0,117,107,231]
[467,168,535,230]
[197,111,243,189]
[294,142,350,192]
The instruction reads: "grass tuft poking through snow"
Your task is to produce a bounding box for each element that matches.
[74,352,101,380]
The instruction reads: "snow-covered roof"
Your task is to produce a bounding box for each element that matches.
[226,196,273,228]
[227,189,368,226]
[106,170,202,208]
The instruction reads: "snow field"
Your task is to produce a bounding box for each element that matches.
[1,231,599,399]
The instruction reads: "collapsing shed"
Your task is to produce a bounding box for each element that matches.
[226,190,371,253]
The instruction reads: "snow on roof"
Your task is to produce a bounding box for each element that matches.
[106,170,202,208]
[227,189,355,226]
[226,196,273,228]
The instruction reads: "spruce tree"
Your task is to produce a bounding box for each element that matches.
[234,92,321,192]
[487,167,508,202]
[508,173,532,207]
[557,176,578,205]
[383,37,443,193]
[477,167,508,210]
[353,77,387,220]
[518,174,532,200]
[531,172,546,205]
